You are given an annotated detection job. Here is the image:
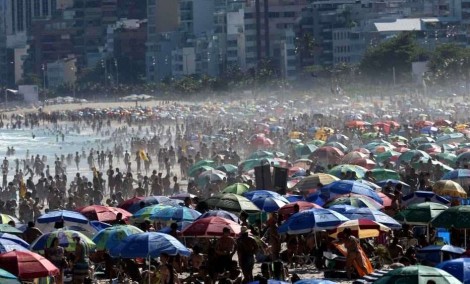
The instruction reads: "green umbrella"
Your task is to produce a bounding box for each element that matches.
[222,183,250,195]
[247,150,274,160]
[240,158,279,172]
[328,164,368,179]
[362,132,379,140]
[398,150,431,164]
[306,140,325,147]
[325,141,348,153]
[388,135,408,143]
[394,202,448,225]
[412,157,454,172]
[216,164,238,174]
[375,150,401,164]
[295,144,318,157]
[370,169,400,181]
[410,136,436,147]
[205,193,260,213]
[0,268,20,284]
[374,265,461,284]
[434,152,457,167]
[431,205,470,229]
[0,225,21,234]
[192,159,216,169]
[284,138,302,145]
[188,165,214,177]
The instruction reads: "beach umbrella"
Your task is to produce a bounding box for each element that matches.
[340,207,401,229]
[196,210,240,223]
[110,232,190,258]
[191,159,216,170]
[118,196,144,211]
[216,164,238,174]
[309,146,345,164]
[375,150,401,163]
[402,191,450,207]
[436,257,470,284]
[126,195,179,214]
[0,239,29,253]
[324,195,383,210]
[325,142,348,153]
[278,201,322,216]
[306,140,325,147]
[0,250,59,279]
[320,180,383,204]
[0,225,21,234]
[377,192,393,207]
[431,206,470,229]
[247,150,275,160]
[0,233,29,248]
[436,133,466,145]
[395,202,448,225]
[341,151,368,164]
[418,245,465,263]
[205,193,260,213]
[327,134,349,143]
[77,205,132,223]
[188,165,214,177]
[240,158,279,171]
[182,216,241,237]
[198,169,226,182]
[92,225,143,251]
[244,190,287,201]
[433,180,467,198]
[370,169,400,181]
[442,169,470,184]
[222,183,250,195]
[137,205,201,222]
[37,210,88,224]
[0,268,20,284]
[293,173,339,192]
[295,144,318,157]
[132,204,175,221]
[398,150,431,164]
[327,164,368,179]
[0,214,21,225]
[329,219,391,239]
[374,265,461,284]
[29,229,95,253]
[434,152,458,167]
[410,136,436,146]
[252,196,289,213]
[327,204,357,214]
[249,281,289,284]
[389,135,408,143]
[350,158,376,170]
[278,208,349,234]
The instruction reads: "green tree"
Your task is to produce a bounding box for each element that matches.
[359,32,428,83]
[427,43,470,85]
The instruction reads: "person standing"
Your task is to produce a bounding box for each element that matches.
[72,234,90,284]
[343,228,367,279]
[236,226,259,283]
[215,227,236,277]
[45,237,66,284]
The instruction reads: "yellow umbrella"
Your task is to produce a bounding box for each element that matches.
[289,131,304,139]
[433,180,467,198]
[329,219,391,239]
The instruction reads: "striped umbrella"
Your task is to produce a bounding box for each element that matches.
[92,225,143,251]
[29,229,95,253]
[278,208,349,234]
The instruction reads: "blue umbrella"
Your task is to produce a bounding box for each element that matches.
[327,204,357,214]
[0,233,29,248]
[402,191,450,207]
[244,190,287,201]
[285,195,304,202]
[0,267,20,284]
[0,239,29,253]
[37,210,88,224]
[305,193,328,206]
[148,206,201,222]
[109,232,190,258]
[418,245,465,266]
[252,196,289,213]
[159,221,192,234]
[320,180,383,204]
[278,208,349,234]
[419,245,465,255]
[341,208,402,229]
[197,210,240,223]
[89,220,112,231]
[295,280,338,284]
[442,169,470,180]
[127,196,181,214]
[437,257,470,284]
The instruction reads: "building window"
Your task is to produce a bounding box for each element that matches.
[245,13,253,19]
[17,0,24,31]
[11,0,16,33]
[42,0,49,16]
[34,0,40,17]
[26,0,32,28]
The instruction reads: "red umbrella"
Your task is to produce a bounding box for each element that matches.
[414,120,434,128]
[350,158,376,170]
[118,196,144,211]
[181,216,241,237]
[309,146,344,163]
[0,250,59,279]
[77,205,132,223]
[278,201,322,216]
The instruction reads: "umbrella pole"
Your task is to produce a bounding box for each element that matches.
[465,229,467,249]
[426,224,430,244]
[148,256,151,284]
[314,231,318,249]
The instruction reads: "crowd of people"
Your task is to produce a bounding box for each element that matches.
[0,94,467,283]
